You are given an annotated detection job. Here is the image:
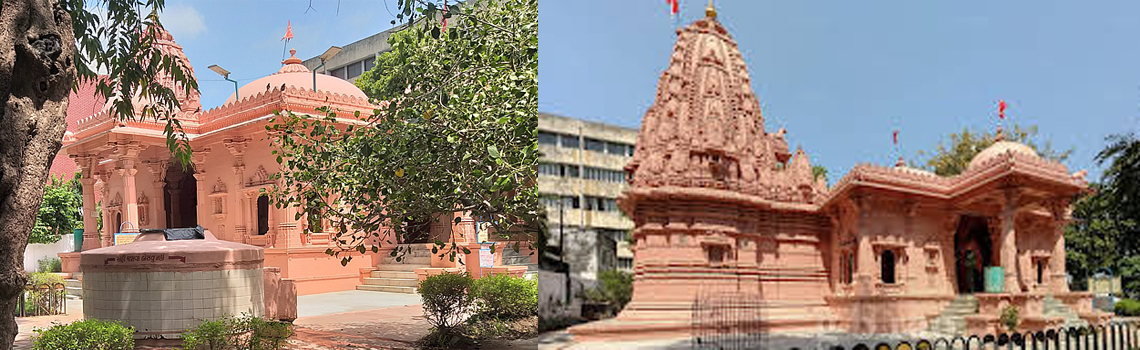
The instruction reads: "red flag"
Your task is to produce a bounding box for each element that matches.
[442,0,448,31]
[666,0,678,18]
[998,100,1007,120]
[892,130,899,145]
[282,21,293,41]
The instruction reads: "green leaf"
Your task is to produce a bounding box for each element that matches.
[487,145,500,159]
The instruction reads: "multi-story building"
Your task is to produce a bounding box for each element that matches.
[300,24,403,84]
[539,112,636,288]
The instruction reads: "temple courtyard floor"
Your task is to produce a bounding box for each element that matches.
[15,290,539,349]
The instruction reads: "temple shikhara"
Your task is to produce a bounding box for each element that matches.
[571,4,1107,341]
[56,28,528,296]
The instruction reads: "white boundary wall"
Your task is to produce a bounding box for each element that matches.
[23,234,74,272]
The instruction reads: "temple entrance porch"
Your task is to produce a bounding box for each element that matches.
[954,215,994,294]
[163,163,197,228]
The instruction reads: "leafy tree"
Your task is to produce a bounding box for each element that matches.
[29,175,82,245]
[355,29,421,100]
[1067,133,1140,296]
[812,165,828,181]
[0,0,195,346]
[268,0,538,264]
[913,124,1071,176]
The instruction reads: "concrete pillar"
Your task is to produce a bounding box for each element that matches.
[1000,188,1021,293]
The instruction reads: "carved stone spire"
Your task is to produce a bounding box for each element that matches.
[625,14,803,202]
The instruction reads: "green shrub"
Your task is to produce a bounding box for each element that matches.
[31,319,133,350]
[1000,305,1020,333]
[418,272,474,346]
[36,257,62,273]
[178,314,293,350]
[584,270,633,311]
[1115,298,1140,316]
[27,271,64,286]
[470,274,537,320]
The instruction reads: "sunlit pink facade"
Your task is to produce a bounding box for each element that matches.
[57,29,527,295]
[570,11,1109,341]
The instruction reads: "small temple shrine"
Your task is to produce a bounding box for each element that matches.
[57,27,528,296]
[570,3,1107,341]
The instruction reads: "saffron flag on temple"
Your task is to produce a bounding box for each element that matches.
[667,0,678,18]
[998,100,1007,120]
[893,130,899,145]
[282,21,293,41]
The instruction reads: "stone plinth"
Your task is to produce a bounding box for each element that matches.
[80,228,265,339]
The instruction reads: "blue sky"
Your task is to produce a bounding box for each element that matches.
[155,0,400,109]
[538,0,1140,183]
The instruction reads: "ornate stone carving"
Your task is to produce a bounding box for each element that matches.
[213,177,227,194]
[248,166,272,187]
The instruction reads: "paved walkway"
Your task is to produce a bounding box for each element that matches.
[13,299,84,350]
[297,290,422,318]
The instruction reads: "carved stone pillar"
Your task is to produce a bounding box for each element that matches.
[852,195,875,295]
[146,161,169,228]
[191,148,210,225]
[94,172,110,247]
[114,143,143,231]
[1000,187,1022,293]
[1049,198,1072,293]
[75,155,101,251]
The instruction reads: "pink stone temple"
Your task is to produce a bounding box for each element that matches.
[57,28,529,296]
[570,6,1108,341]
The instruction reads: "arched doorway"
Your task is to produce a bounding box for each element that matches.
[955,216,994,293]
[163,164,197,228]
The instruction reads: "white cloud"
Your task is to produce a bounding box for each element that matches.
[160,4,206,39]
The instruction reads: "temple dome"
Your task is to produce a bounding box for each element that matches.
[225,49,367,104]
[967,140,1039,170]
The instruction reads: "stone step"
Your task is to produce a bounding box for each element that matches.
[371,270,419,279]
[380,256,431,265]
[355,285,417,294]
[374,264,430,272]
[363,277,419,287]
[64,279,82,298]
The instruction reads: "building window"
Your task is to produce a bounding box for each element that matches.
[606,142,625,156]
[538,163,560,176]
[538,132,558,145]
[563,164,579,178]
[618,257,633,270]
[347,62,363,78]
[561,134,579,148]
[1037,261,1045,285]
[627,145,636,157]
[585,138,606,152]
[332,67,347,80]
[707,245,726,266]
[363,55,376,71]
[257,195,270,235]
[881,250,896,284]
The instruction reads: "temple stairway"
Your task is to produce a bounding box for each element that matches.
[927,295,978,335]
[1043,295,1087,329]
[64,278,82,299]
[356,244,431,294]
[927,294,1088,335]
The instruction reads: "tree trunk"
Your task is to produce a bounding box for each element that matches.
[0,0,76,347]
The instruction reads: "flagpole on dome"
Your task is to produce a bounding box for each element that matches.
[281,21,294,61]
[996,100,1007,142]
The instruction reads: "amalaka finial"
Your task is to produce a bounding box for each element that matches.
[289,48,297,57]
[706,0,717,19]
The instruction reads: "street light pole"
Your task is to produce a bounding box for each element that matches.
[207,65,238,101]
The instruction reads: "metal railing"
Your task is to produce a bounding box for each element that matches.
[691,290,765,350]
[784,322,1140,350]
[14,283,67,317]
